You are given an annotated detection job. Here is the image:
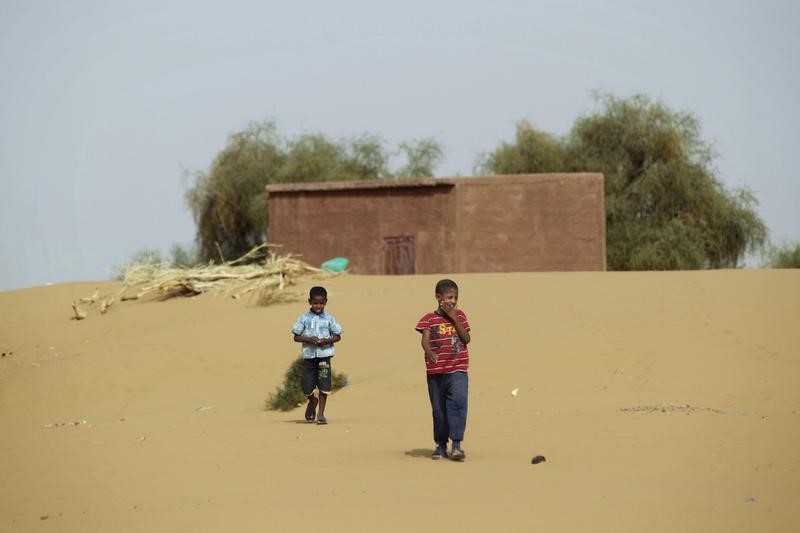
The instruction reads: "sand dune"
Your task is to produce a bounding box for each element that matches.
[1,270,798,532]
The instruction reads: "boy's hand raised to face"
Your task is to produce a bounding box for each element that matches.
[439,301,458,320]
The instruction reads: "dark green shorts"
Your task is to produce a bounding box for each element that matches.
[301,357,332,395]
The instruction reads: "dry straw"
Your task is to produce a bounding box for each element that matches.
[72,244,334,319]
[118,244,326,302]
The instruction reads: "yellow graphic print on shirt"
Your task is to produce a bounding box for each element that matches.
[438,323,456,335]
[437,322,463,352]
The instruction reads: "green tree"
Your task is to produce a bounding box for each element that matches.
[169,242,199,268]
[766,241,800,268]
[277,133,389,183]
[395,138,445,179]
[477,120,565,174]
[186,121,286,262]
[186,121,443,262]
[480,94,768,270]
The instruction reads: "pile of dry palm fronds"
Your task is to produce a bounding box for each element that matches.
[117,244,323,301]
[70,245,331,320]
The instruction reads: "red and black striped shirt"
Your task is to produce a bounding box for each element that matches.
[415,310,471,375]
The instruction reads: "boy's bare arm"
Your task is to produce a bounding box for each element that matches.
[438,302,471,344]
[421,329,438,364]
[294,333,320,345]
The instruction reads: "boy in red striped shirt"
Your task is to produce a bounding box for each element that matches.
[415,279,471,461]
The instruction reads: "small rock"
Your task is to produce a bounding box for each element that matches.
[531,455,546,464]
[511,388,519,397]
[746,496,756,503]
[40,515,49,520]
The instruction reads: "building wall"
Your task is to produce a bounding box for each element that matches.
[267,173,605,274]
[268,184,457,274]
[455,174,606,272]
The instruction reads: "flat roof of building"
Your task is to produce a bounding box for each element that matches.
[265,173,601,193]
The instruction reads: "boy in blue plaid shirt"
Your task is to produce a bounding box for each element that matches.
[291,286,343,424]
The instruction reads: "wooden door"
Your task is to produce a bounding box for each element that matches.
[384,236,415,275]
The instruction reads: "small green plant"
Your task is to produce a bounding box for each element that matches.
[265,356,348,411]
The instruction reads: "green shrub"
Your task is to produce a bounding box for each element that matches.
[111,248,167,280]
[265,356,348,411]
[767,241,800,268]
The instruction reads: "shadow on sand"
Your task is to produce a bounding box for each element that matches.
[404,448,433,459]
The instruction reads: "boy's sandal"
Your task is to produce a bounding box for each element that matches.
[316,415,327,425]
[304,397,318,422]
[450,448,466,461]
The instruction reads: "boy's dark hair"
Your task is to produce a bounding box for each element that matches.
[309,286,328,299]
[435,279,458,295]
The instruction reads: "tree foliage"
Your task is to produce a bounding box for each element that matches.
[186,121,444,262]
[111,247,165,280]
[479,94,768,270]
[169,243,199,268]
[766,241,800,268]
[395,138,445,179]
[479,121,565,174]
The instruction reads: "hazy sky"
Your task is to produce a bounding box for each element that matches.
[1,0,798,290]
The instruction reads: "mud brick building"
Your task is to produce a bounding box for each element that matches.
[266,173,606,274]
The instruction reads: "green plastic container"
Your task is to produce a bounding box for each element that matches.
[321,257,349,272]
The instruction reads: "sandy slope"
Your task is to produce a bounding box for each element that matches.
[0,271,798,532]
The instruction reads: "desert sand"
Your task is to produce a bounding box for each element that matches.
[1,270,798,532]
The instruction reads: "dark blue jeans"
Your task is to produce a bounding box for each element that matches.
[427,371,468,445]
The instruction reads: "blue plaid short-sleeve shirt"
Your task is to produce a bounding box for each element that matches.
[291,310,343,359]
